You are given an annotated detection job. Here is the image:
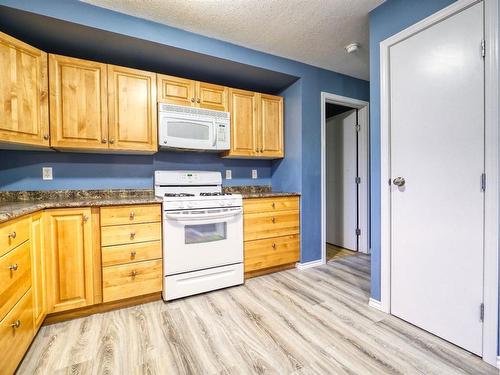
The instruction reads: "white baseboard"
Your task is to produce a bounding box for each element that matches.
[369,298,384,311]
[296,259,324,270]
[497,356,500,369]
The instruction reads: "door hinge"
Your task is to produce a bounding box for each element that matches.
[481,173,486,192]
[355,228,361,236]
[355,177,361,184]
[481,39,486,58]
[355,124,361,132]
[480,303,484,322]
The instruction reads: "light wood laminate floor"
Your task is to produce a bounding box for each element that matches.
[326,243,357,261]
[18,255,497,375]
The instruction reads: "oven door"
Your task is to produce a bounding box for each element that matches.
[159,112,216,150]
[163,207,243,275]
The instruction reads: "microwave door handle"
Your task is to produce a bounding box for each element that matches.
[213,121,217,147]
[165,207,242,221]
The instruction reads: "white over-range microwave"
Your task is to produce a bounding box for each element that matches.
[158,103,230,151]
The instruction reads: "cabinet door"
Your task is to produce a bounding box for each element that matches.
[224,88,258,157]
[108,65,157,153]
[0,31,49,148]
[49,54,108,150]
[30,213,46,331]
[45,208,94,313]
[196,82,228,111]
[157,74,195,107]
[259,94,284,158]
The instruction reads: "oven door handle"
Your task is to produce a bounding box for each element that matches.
[165,207,242,221]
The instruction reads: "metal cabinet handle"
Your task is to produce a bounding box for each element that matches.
[8,231,16,239]
[129,211,135,219]
[191,98,195,102]
[109,139,115,144]
[130,250,137,258]
[393,177,406,187]
[130,232,136,239]
[197,98,200,103]
[272,217,276,224]
[271,202,276,209]
[9,263,18,271]
[102,138,107,144]
[83,215,89,223]
[10,320,21,329]
[131,270,138,278]
[43,134,50,140]
[272,243,276,250]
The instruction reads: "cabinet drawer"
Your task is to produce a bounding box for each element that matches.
[244,210,299,241]
[0,241,31,321]
[0,216,30,258]
[100,204,161,226]
[102,259,162,302]
[244,234,300,273]
[101,222,161,246]
[0,289,34,375]
[243,196,299,214]
[102,240,162,266]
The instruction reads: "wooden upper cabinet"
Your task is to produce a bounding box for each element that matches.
[49,54,108,150]
[196,82,228,111]
[224,88,258,157]
[108,65,157,153]
[157,74,195,107]
[0,31,49,148]
[259,94,284,158]
[44,208,95,313]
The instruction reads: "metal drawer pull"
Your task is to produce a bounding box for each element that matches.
[130,232,136,239]
[102,138,107,144]
[8,231,16,239]
[130,250,137,258]
[272,243,276,250]
[10,320,21,329]
[272,217,276,224]
[129,211,135,219]
[191,98,195,102]
[109,139,115,144]
[131,270,138,278]
[43,134,50,140]
[271,202,276,208]
[83,215,89,223]
[197,98,201,103]
[9,263,18,271]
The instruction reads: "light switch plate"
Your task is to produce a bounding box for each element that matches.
[252,169,258,179]
[42,167,53,180]
[225,170,232,180]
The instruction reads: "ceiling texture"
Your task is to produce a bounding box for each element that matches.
[80,0,384,80]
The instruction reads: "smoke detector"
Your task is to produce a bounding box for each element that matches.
[345,42,360,54]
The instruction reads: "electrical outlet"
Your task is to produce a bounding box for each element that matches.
[42,167,53,180]
[225,170,232,180]
[252,169,258,179]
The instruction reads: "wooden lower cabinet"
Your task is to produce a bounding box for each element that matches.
[30,213,46,331]
[243,196,300,278]
[44,208,96,313]
[0,289,34,375]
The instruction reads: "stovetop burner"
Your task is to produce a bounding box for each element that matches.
[164,193,195,197]
[199,192,232,196]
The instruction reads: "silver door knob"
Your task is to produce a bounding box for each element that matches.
[393,177,406,187]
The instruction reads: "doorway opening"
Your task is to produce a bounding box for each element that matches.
[321,92,369,265]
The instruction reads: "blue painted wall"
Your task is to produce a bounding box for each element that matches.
[369,0,456,300]
[0,0,369,265]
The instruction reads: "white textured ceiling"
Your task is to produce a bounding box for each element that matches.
[81,0,383,80]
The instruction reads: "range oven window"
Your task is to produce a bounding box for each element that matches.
[185,222,227,244]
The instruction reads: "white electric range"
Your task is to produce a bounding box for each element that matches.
[154,170,244,301]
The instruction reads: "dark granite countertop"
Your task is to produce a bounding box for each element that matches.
[223,185,300,198]
[0,189,162,224]
[240,192,301,198]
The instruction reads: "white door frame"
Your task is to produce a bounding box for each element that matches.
[321,92,370,265]
[379,0,499,366]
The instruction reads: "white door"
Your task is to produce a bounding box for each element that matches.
[390,2,484,355]
[326,109,358,251]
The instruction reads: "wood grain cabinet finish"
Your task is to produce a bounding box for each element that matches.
[0,240,31,322]
[0,289,34,375]
[107,65,157,153]
[44,208,95,313]
[49,54,108,150]
[0,215,30,258]
[100,204,162,303]
[30,213,46,331]
[0,31,49,149]
[243,196,300,278]
[157,74,228,111]
[224,91,284,159]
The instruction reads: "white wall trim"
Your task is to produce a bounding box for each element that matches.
[320,92,370,267]
[368,298,384,312]
[496,356,500,370]
[296,260,324,270]
[379,0,499,366]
